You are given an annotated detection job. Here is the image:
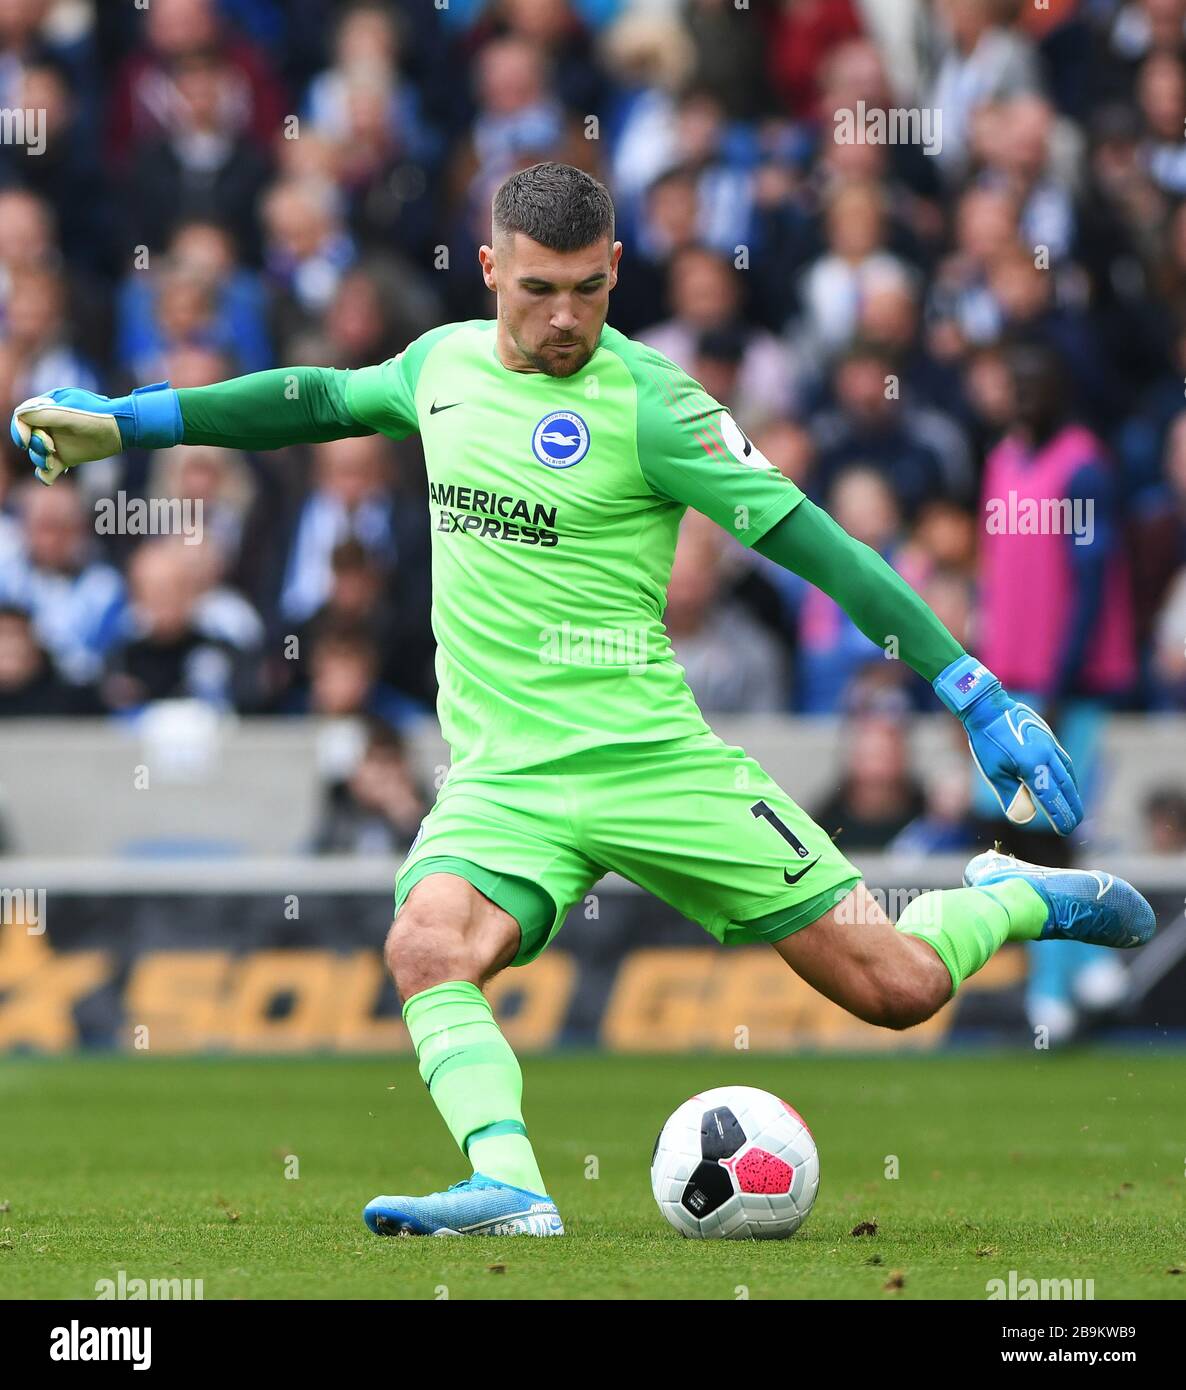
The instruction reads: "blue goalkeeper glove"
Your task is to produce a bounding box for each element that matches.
[933,655,1084,836]
[10,382,182,484]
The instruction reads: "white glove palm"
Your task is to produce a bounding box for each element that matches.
[9,383,182,484]
[11,393,123,482]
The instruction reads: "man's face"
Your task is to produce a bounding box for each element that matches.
[316,436,385,507]
[331,562,381,617]
[24,485,83,572]
[480,232,621,377]
[1007,349,1059,432]
[836,355,892,420]
[129,545,196,641]
[311,646,374,716]
[670,251,735,329]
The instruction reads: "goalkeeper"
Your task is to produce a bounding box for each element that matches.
[11,162,1155,1240]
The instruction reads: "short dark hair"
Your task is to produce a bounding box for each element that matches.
[696,322,749,366]
[492,162,615,253]
[312,621,378,667]
[838,337,896,374]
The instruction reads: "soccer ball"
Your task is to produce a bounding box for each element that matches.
[650,1085,819,1239]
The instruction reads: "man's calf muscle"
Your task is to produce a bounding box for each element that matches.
[772,883,952,1030]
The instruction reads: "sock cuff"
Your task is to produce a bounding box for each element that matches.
[464,1119,528,1154]
[897,885,1018,996]
[895,896,961,998]
[402,979,490,1027]
[974,877,1048,939]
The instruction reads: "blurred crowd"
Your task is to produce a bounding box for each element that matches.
[1,0,1186,856]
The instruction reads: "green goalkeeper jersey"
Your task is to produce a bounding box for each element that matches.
[341,319,804,772]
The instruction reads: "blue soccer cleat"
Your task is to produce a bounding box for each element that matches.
[964,850,1156,949]
[363,1173,565,1237]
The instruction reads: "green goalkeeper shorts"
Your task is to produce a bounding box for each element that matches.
[394,729,862,966]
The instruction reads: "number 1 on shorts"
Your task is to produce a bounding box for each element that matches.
[750,799,811,860]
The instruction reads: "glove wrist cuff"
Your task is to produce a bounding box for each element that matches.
[933,655,1001,719]
[129,382,182,450]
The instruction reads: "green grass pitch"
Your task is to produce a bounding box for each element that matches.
[1,1050,1183,1300]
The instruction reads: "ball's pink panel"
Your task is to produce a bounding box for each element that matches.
[726,1147,794,1195]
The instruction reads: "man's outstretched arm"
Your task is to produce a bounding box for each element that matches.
[755,499,1084,836]
[618,343,1084,839]
[9,368,376,483]
[10,334,446,480]
[179,369,373,450]
[754,497,961,679]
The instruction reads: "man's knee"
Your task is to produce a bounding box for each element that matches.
[384,907,469,998]
[384,875,521,998]
[863,980,940,1030]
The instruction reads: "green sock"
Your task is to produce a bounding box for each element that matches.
[896,878,1047,995]
[403,980,547,1195]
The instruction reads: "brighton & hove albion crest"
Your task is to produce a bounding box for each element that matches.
[531,411,590,469]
